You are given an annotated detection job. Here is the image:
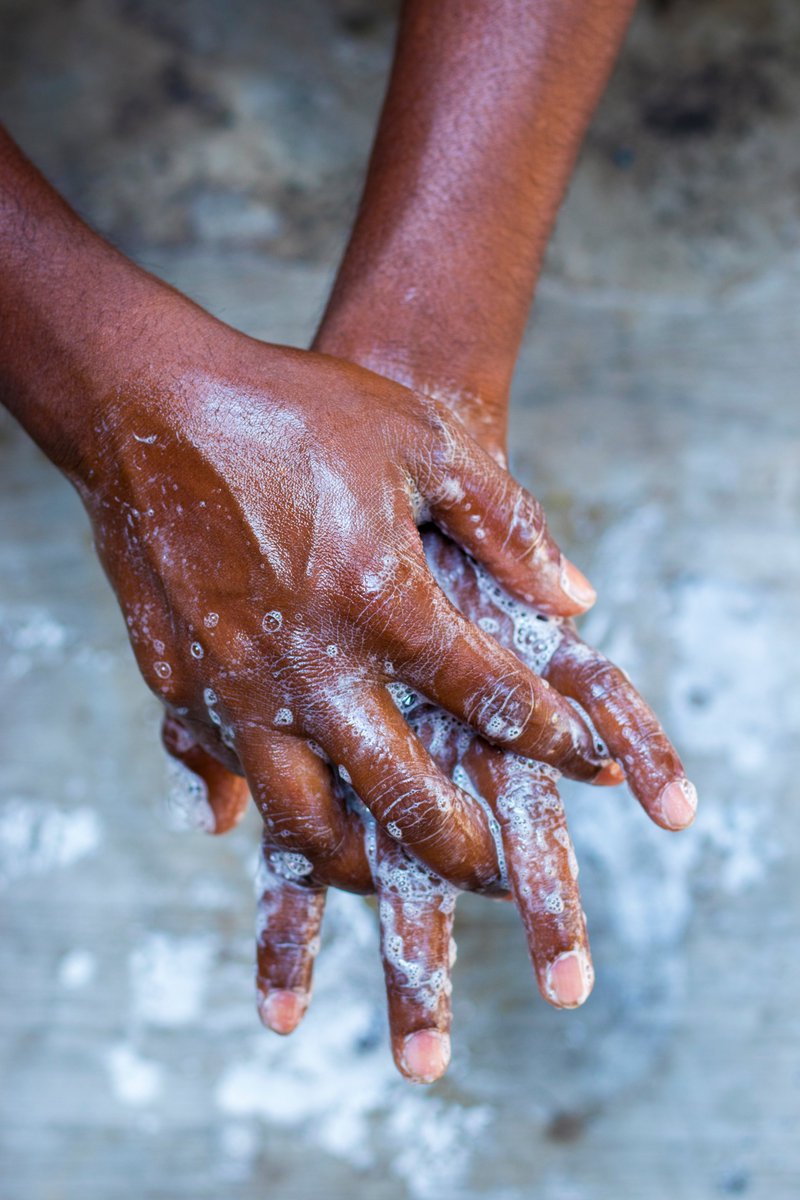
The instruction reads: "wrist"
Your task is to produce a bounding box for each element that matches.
[0,128,198,479]
[1,267,188,478]
[313,325,510,462]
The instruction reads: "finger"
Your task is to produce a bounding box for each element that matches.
[381,572,611,782]
[401,697,509,902]
[313,684,500,891]
[161,713,249,834]
[545,629,698,831]
[236,729,372,892]
[463,741,594,1009]
[420,529,624,788]
[255,834,326,1034]
[369,821,456,1084]
[407,405,595,617]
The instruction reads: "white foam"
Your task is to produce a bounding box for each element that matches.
[164,758,215,833]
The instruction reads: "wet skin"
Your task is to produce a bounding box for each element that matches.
[176,0,698,1085]
[1,124,612,1060]
[1,0,697,1087]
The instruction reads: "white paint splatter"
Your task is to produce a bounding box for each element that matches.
[129,933,214,1027]
[58,948,96,990]
[0,799,102,888]
[105,1043,163,1106]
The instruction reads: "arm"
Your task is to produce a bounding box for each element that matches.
[0,127,183,470]
[315,0,638,451]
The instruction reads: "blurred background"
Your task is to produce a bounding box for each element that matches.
[1,1,798,1197]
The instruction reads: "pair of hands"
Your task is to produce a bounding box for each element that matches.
[0,0,689,1086]
[75,296,695,1083]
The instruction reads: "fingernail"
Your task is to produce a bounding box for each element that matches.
[545,949,594,1009]
[658,778,698,830]
[559,558,597,610]
[259,989,307,1035]
[401,1030,451,1084]
[594,760,625,786]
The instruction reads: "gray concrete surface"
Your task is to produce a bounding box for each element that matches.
[1,1,799,1198]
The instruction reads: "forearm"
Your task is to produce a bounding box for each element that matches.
[315,0,636,438]
[0,127,188,475]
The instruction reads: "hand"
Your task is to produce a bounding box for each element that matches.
[0,126,614,1083]
[81,306,619,886]
[160,373,694,1084]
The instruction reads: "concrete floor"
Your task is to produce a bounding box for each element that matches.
[1,2,799,1198]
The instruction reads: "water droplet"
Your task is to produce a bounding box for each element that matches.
[190,642,204,659]
[204,612,219,629]
[154,661,171,679]
[274,707,293,726]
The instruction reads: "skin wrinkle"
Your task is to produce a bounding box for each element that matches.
[469,673,535,736]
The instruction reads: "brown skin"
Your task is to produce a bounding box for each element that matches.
[316,0,641,453]
[2,0,694,1084]
[239,0,697,1083]
[0,121,615,1034]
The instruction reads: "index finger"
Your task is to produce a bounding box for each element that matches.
[407,402,596,617]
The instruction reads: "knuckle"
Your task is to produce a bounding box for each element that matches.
[409,396,463,476]
[468,671,536,743]
[368,768,454,841]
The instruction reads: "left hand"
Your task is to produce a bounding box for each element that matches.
[163,503,696,1086]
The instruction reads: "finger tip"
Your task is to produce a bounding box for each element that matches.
[656,778,698,831]
[544,949,594,1010]
[210,800,249,835]
[594,761,625,787]
[399,1030,451,1084]
[559,558,597,614]
[258,988,308,1035]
